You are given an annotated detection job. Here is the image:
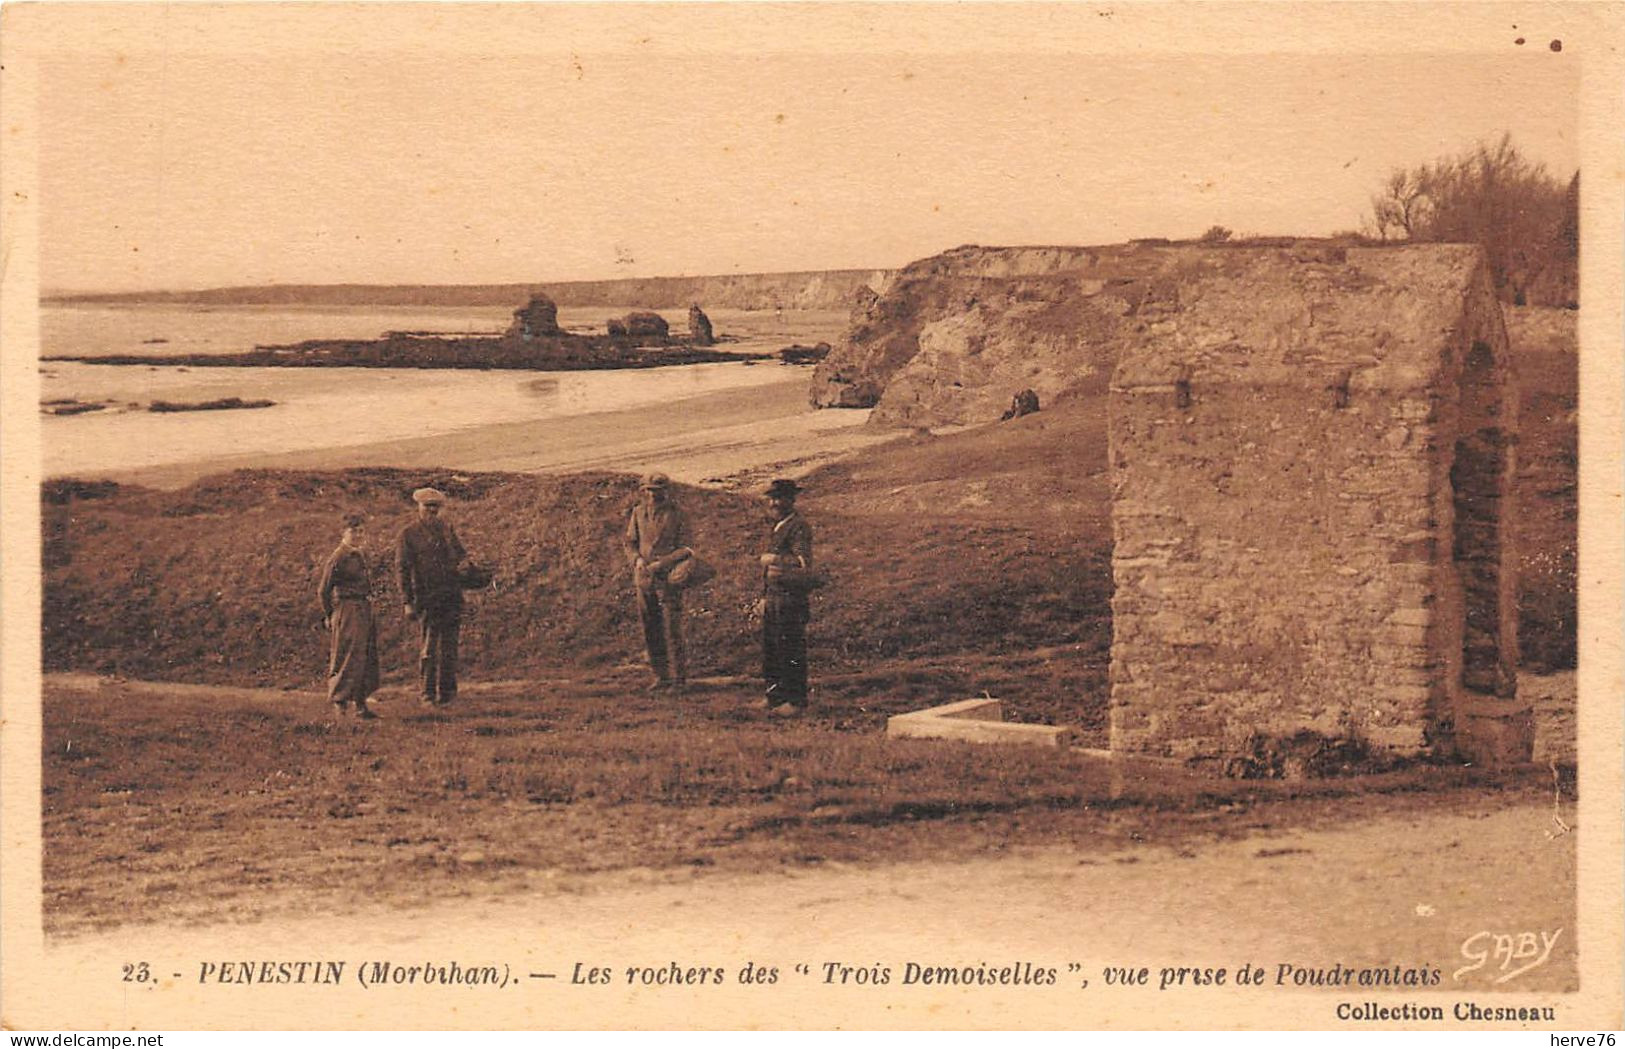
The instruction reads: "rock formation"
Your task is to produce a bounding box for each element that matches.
[856,281,1125,426]
[508,294,561,340]
[811,245,1115,416]
[1000,389,1040,421]
[778,342,832,365]
[612,311,670,339]
[688,304,715,346]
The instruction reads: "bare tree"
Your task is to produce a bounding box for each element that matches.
[1367,134,1577,306]
[1370,168,1432,240]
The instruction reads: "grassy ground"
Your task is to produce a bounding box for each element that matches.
[41,672,1558,936]
[1503,307,1579,670]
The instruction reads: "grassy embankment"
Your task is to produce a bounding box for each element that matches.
[43,412,1115,726]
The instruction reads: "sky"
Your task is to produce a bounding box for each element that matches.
[37,23,1580,292]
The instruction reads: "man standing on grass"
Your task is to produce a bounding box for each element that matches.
[624,472,690,693]
[397,486,467,708]
[760,478,814,717]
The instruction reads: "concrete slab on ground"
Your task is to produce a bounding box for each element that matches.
[886,696,1075,747]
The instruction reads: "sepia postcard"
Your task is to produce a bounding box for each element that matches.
[2,2,1621,1032]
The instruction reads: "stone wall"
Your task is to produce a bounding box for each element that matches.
[1107,244,1526,766]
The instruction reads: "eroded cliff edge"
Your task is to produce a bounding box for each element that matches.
[809,240,1478,428]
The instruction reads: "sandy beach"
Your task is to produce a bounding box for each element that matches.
[100,374,895,491]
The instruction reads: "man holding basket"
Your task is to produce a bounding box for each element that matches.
[624,472,692,693]
[759,478,817,717]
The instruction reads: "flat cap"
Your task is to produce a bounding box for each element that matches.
[412,487,447,505]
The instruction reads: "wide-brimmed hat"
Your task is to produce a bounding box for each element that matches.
[640,472,671,490]
[765,479,801,498]
[412,487,447,505]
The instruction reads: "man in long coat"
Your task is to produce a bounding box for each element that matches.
[397,487,467,707]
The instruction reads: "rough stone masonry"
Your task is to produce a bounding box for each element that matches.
[1107,243,1529,768]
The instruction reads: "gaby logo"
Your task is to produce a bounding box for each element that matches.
[1452,928,1563,984]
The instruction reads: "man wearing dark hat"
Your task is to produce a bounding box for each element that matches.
[623,472,690,691]
[760,478,814,716]
[397,487,468,707]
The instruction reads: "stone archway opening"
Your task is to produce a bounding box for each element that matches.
[1451,340,1513,700]
[1446,333,1530,767]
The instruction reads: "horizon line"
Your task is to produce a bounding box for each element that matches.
[42,231,1397,300]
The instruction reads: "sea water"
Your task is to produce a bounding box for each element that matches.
[41,303,844,359]
[38,304,844,478]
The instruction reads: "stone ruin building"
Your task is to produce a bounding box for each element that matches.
[1107,243,1528,769]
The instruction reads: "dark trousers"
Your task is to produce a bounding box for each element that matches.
[417,607,461,704]
[762,589,810,705]
[637,584,686,682]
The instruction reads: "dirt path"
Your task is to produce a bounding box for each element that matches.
[24,802,1578,1030]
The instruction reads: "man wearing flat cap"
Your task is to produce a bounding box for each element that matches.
[760,478,814,716]
[397,486,468,707]
[623,472,690,691]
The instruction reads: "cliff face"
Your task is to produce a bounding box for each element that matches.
[810,240,1420,426]
[812,244,1155,418]
[856,278,1127,425]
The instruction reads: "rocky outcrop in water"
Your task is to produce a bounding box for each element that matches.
[47,333,761,372]
[778,343,832,365]
[609,311,670,339]
[509,294,561,339]
[688,305,715,346]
